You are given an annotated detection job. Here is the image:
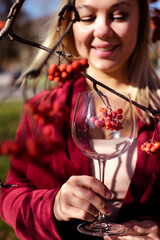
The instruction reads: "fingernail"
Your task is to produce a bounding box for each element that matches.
[105,207,112,216]
[105,191,112,199]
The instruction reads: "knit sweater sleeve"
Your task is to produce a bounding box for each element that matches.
[0,77,90,240]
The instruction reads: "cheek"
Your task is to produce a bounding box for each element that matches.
[118,22,138,44]
[73,25,89,54]
[116,25,138,56]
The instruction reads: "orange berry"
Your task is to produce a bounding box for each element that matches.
[38,117,45,125]
[39,117,45,125]
[79,58,89,67]
[146,143,152,149]
[143,142,148,147]
[0,141,10,155]
[117,108,123,114]
[54,71,60,77]
[48,110,54,117]
[105,121,112,128]
[25,138,38,157]
[117,114,123,120]
[94,120,100,127]
[102,109,107,116]
[23,103,34,114]
[49,63,57,69]
[42,125,53,136]
[9,142,19,155]
[106,116,112,121]
[38,103,46,113]
[72,61,81,70]
[66,64,73,73]
[61,71,68,79]
[151,146,156,152]
[112,111,117,118]
[48,75,54,81]
[48,63,58,74]
[155,142,160,149]
[141,145,145,151]
[59,63,66,72]
[45,102,52,111]
[54,76,61,82]
[33,114,39,120]
[48,68,55,75]
[99,107,104,112]
[99,116,104,122]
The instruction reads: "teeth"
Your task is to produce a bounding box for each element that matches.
[96,47,112,51]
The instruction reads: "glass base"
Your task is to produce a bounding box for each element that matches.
[77,220,126,237]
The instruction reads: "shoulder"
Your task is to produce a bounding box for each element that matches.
[28,76,86,106]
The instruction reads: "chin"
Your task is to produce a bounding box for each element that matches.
[93,63,117,73]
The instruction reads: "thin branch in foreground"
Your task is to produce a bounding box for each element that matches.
[8,32,51,53]
[15,4,80,87]
[81,71,160,117]
[0,0,25,39]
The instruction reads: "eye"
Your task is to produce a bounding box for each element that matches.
[79,13,96,23]
[110,12,129,21]
[80,16,95,22]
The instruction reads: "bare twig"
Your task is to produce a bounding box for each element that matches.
[0,0,25,39]
[0,0,160,119]
[8,32,52,52]
[82,71,160,117]
[16,4,80,86]
[0,0,53,54]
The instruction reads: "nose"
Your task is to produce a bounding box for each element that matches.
[94,16,113,39]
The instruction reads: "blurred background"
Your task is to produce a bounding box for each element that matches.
[0,0,160,239]
[0,1,59,239]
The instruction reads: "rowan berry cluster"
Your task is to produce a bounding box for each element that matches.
[141,140,160,154]
[90,107,123,131]
[48,58,89,83]
[0,140,19,156]
[29,98,69,126]
[0,97,69,158]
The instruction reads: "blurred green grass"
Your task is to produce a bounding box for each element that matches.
[0,100,22,240]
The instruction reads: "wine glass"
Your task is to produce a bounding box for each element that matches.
[72,90,135,237]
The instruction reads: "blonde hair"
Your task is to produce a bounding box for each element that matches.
[28,0,160,120]
[126,0,160,120]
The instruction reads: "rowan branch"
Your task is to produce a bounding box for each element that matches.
[0,0,160,119]
[8,32,51,53]
[0,0,25,39]
[15,4,80,86]
[81,71,160,117]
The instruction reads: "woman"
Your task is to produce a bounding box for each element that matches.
[0,0,160,239]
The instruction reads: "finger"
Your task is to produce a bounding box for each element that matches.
[69,194,99,220]
[104,236,118,240]
[74,175,112,199]
[117,237,151,240]
[55,187,99,221]
[60,204,96,222]
[123,220,159,236]
[119,236,152,240]
[134,224,159,236]
[55,191,96,221]
[74,185,112,216]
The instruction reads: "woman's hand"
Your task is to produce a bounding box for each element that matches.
[104,220,160,240]
[53,175,112,222]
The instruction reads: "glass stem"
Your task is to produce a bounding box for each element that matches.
[97,159,107,222]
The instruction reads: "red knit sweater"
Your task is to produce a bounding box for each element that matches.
[0,77,160,240]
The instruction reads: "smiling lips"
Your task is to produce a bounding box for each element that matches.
[92,44,118,57]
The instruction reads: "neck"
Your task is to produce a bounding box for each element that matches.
[86,66,129,93]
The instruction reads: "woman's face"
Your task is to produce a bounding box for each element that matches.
[72,0,139,75]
